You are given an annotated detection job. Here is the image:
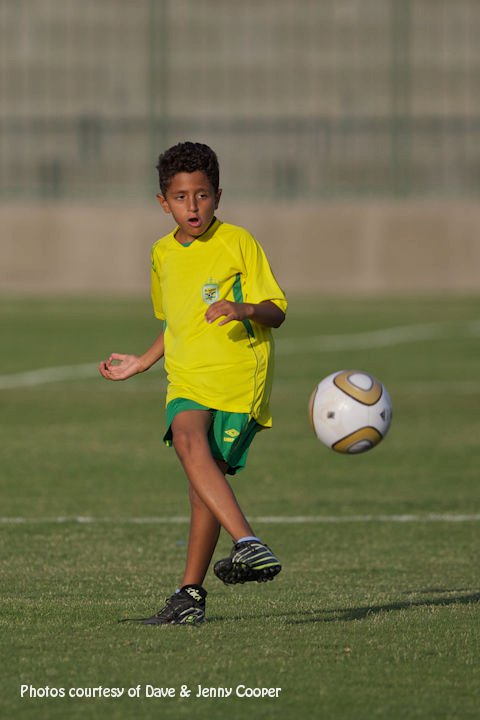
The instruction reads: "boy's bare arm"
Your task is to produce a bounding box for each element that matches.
[205,300,285,329]
[98,331,165,381]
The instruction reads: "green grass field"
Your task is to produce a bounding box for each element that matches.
[1,295,479,720]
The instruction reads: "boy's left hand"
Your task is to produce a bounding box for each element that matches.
[205,300,251,326]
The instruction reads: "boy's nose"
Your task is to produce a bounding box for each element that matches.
[188,196,198,211]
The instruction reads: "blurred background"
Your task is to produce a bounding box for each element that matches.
[1,0,480,294]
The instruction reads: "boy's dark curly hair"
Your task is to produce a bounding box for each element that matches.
[156,142,220,196]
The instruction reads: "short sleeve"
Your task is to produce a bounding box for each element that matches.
[150,247,165,320]
[240,232,288,314]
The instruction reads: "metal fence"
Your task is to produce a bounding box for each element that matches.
[1,0,480,200]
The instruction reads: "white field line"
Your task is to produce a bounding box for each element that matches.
[396,380,480,394]
[0,513,479,525]
[276,319,480,354]
[0,320,479,390]
[0,362,99,389]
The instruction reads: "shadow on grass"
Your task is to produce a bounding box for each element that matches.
[288,590,480,624]
[118,590,479,626]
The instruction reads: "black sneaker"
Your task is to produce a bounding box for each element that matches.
[214,540,281,584]
[121,585,207,625]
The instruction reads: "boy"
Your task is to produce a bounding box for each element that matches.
[99,141,287,625]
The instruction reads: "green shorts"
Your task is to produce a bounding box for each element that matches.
[163,398,262,475]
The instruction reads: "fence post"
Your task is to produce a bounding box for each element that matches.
[148,0,169,186]
[390,0,412,196]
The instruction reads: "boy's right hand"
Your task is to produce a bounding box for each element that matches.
[98,353,143,381]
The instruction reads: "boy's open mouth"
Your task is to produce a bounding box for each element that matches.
[188,217,201,227]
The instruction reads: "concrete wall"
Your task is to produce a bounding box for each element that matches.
[1,201,479,295]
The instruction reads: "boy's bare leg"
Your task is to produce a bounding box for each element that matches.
[171,410,255,543]
[180,482,221,587]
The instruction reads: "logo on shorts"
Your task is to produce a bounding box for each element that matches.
[224,428,240,443]
[202,278,220,305]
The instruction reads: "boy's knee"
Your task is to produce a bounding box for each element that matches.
[172,429,191,458]
[171,410,212,462]
[172,428,207,461]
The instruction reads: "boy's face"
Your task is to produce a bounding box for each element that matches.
[157,171,222,245]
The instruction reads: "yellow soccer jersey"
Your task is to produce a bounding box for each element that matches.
[151,218,287,427]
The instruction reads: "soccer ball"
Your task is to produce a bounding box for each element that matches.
[309,370,392,454]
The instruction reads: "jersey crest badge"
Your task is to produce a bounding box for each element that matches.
[202,279,220,305]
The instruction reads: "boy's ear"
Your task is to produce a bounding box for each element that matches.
[215,188,222,209]
[156,193,171,214]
